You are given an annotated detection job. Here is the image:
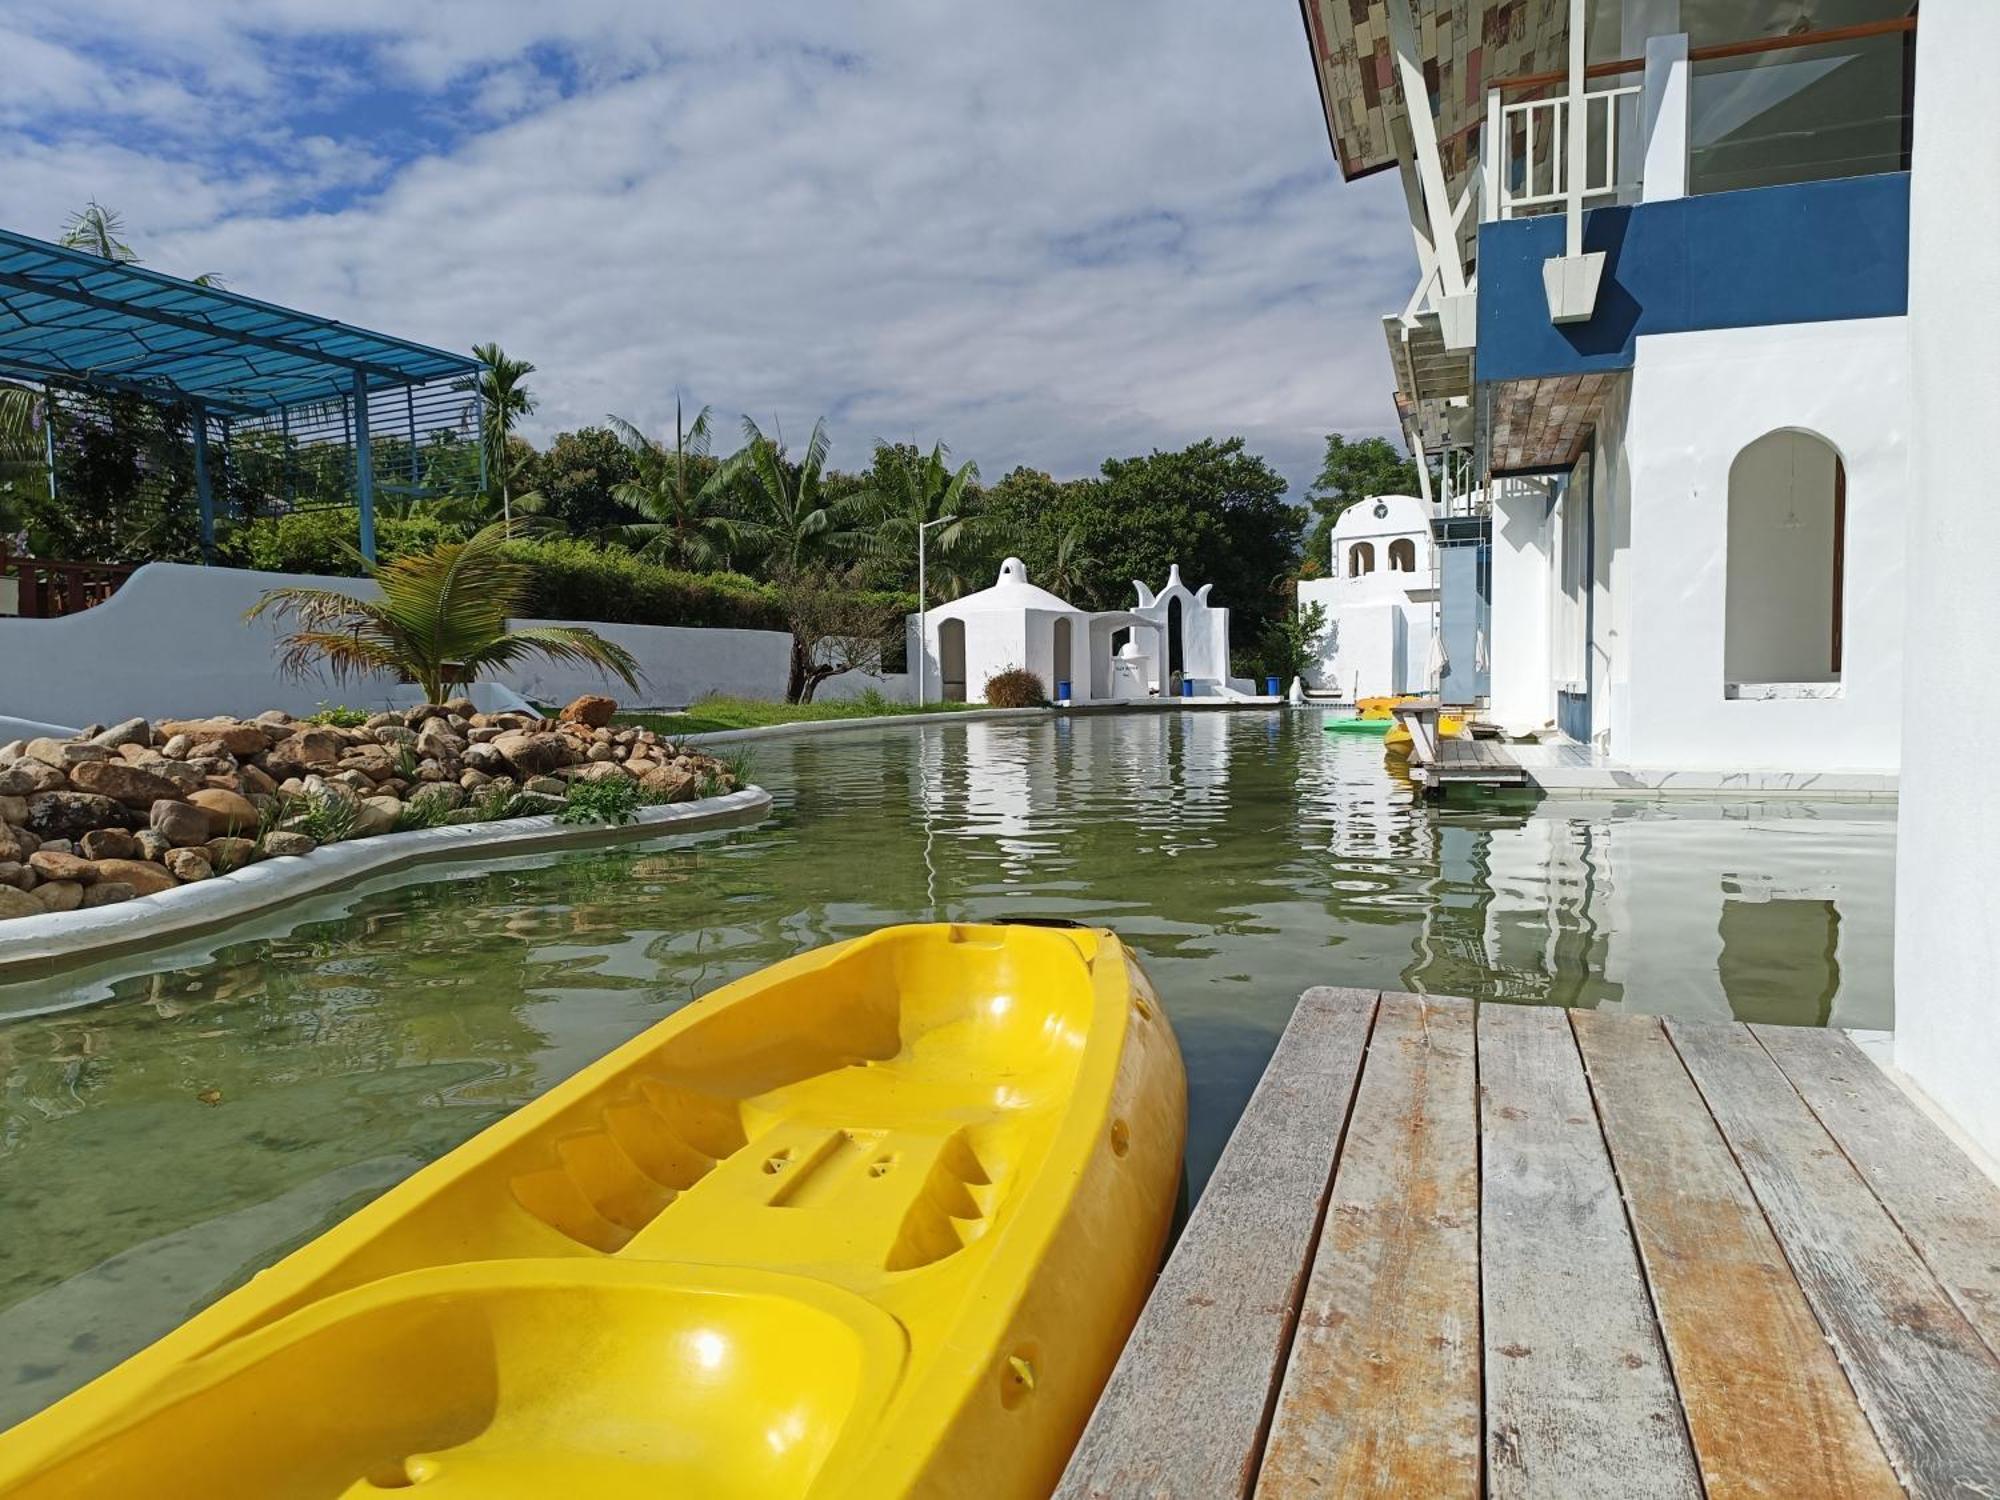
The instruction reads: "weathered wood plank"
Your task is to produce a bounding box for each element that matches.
[1755,1023,2000,1360]
[1255,994,1481,1498]
[1477,1003,1701,1500]
[1572,1011,1901,1500]
[1667,1018,2000,1496]
[1056,988,1379,1500]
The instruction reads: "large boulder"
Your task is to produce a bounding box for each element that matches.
[80,881,138,908]
[31,880,84,913]
[150,799,213,849]
[25,737,109,770]
[0,761,67,796]
[492,732,571,777]
[158,720,271,757]
[263,728,343,776]
[68,760,186,810]
[80,827,138,861]
[28,850,96,884]
[353,797,402,838]
[25,791,128,842]
[415,719,465,764]
[88,859,179,896]
[91,717,152,750]
[339,744,400,780]
[560,694,618,729]
[639,767,698,803]
[205,837,257,871]
[0,886,44,920]
[187,788,259,837]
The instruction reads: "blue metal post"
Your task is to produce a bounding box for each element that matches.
[353,372,377,563]
[190,403,215,563]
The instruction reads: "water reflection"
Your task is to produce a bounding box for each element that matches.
[0,710,1893,1426]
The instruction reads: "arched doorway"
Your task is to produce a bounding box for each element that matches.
[939,617,967,702]
[1167,596,1185,683]
[1725,430,1844,686]
[1052,617,1073,696]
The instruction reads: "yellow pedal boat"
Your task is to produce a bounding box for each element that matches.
[0,922,1186,1500]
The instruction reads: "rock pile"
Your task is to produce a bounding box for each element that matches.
[0,695,739,923]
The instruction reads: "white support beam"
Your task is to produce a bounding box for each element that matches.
[1383,0,1466,298]
[1564,0,1587,258]
[1641,32,1690,202]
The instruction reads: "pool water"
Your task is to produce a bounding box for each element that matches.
[0,710,1895,1426]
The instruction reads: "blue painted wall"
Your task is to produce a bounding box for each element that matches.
[1475,172,1910,384]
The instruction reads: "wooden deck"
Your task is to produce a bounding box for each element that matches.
[1056,991,2000,1499]
[1431,735,1528,789]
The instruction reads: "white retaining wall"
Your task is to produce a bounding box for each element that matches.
[0,562,893,722]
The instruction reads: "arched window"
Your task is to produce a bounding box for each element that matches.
[1725,430,1845,686]
[938,617,967,702]
[1349,541,1376,577]
[1388,538,1417,572]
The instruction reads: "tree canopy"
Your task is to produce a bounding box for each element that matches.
[1301,434,1422,577]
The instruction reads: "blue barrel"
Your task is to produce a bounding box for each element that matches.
[1056,679,1072,702]
[1265,676,1280,696]
[1180,680,1195,698]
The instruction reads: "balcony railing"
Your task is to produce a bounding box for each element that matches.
[0,548,136,618]
[1487,84,1641,220]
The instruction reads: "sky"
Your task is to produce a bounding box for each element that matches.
[0,1,1410,497]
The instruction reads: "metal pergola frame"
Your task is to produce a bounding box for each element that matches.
[0,227,484,561]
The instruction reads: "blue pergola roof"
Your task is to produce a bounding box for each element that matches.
[0,227,479,417]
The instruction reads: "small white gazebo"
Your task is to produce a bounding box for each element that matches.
[916,559,1155,704]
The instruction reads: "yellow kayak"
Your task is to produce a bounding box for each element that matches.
[0,922,1187,1500]
[1384,710,1465,755]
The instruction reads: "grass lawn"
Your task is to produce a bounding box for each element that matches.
[617,692,989,737]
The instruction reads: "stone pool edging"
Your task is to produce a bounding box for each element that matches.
[0,785,772,982]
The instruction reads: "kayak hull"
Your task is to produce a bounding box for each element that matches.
[0,923,1187,1500]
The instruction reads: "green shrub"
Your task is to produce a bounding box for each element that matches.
[983,667,1047,708]
[225,512,461,576]
[558,776,645,826]
[307,703,370,727]
[500,538,785,631]
[393,793,454,832]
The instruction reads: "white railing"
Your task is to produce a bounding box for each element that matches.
[1485,83,1641,220]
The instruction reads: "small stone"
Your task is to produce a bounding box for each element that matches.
[254,710,295,728]
[80,881,139,908]
[459,769,493,791]
[0,826,22,865]
[0,886,43,920]
[162,849,214,883]
[442,807,488,825]
[26,791,128,841]
[264,728,343,775]
[559,694,618,729]
[89,859,181,896]
[155,762,206,794]
[640,767,698,802]
[28,850,96,884]
[0,795,24,826]
[160,734,193,759]
[80,827,138,861]
[574,761,633,785]
[0,862,31,891]
[514,791,567,815]
[68,760,186,809]
[150,800,213,848]
[205,837,257,871]
[259,831,317,858]
[461,742,504,771]
[91,717,152,750]
[31,880,84,913]
[157,720,269,757]
[585,741,617,763]
[133,830,172,862]
[492,732,571,776]
[189,740,231,763]
[239,763,278,797]
[415,719,465,763]
[524,775,567,797]
[373,724,418,748]
[0,761,67,796]
[37,838,74,858]
[406,783,464,813]
[626,758,659,777]
[185,788,259,836]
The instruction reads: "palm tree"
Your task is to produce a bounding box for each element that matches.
[724,415,863,574]
[247,521,640,705]
[1045,522,1101,605]
[60,200,225,285]
[607,400,738,569]
[862,439,980,605]
[460,343,537,526]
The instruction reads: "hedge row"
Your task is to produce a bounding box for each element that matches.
[497,538,787,632]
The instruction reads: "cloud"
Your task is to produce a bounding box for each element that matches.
[0,2,1409,497]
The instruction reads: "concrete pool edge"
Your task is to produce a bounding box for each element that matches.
[0,786,774,983]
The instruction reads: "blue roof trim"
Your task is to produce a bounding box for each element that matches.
[0,227,481,412]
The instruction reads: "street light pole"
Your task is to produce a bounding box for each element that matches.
[916,514,957,708]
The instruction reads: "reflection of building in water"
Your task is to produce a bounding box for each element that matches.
[1404,800,1894,1028]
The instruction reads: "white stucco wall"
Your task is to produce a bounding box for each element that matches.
[1488,477,1556,732]
[1618,316,1909,770]
[1297,494,1435,700]
[0,562,802,723]
[1895,3,2000,1158]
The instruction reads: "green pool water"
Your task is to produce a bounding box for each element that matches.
[0,710,1895,1426]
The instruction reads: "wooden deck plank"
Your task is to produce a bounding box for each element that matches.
[1754,1024,2000,1360]
[1571,1011,1902,1500]
[1667,1019,2000,1496]
[1477,1004,1702,1499]
[1254,994,1481,1498]
[1055,988,1379,1500]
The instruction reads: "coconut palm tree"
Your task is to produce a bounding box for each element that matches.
[460,344,537,526]
[724,415,864,574]
[247,521,640,705]
[608,400,738,569]
[60,200,226,285]
[862,439,980,605]
[1044,522,1102,605]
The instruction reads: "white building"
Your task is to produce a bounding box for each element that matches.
[1295,493,1437,700]
[1296,2,2000,1159]
[915,559,1262,705]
